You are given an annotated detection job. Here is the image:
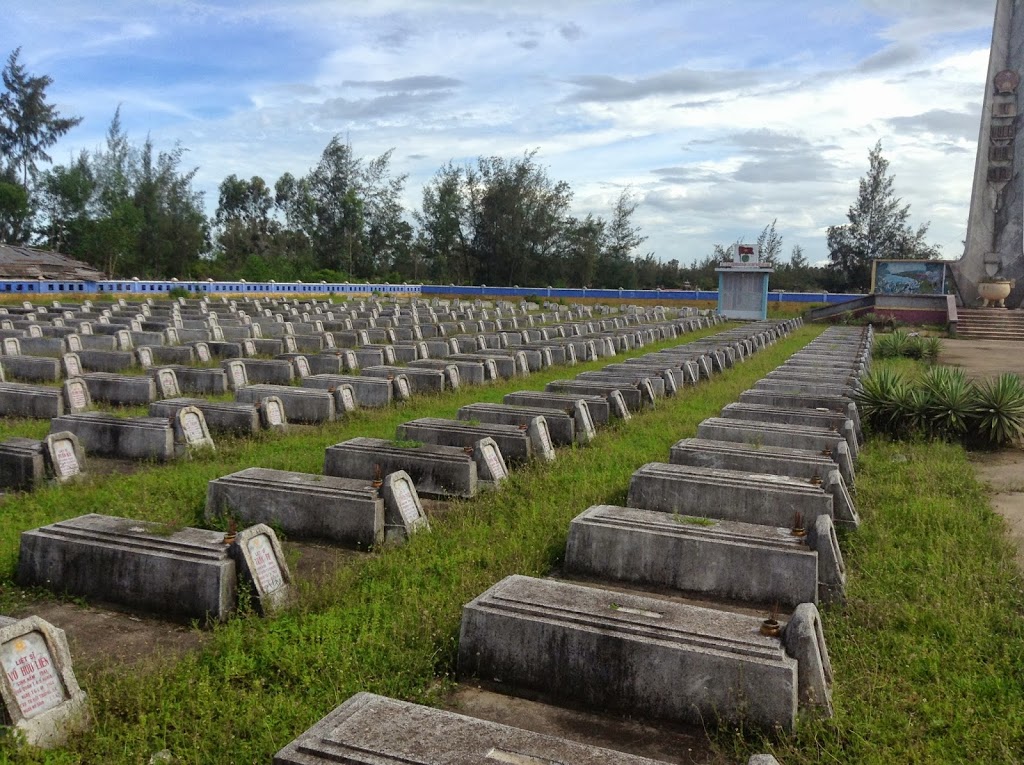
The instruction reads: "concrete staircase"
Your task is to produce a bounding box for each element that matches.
[955,308,1024,341]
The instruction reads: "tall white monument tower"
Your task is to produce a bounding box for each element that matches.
[958,0,1024,307]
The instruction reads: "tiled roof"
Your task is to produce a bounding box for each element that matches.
[0,244,107,281]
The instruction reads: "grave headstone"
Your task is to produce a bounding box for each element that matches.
[335,384,357,414]
[61,378,92,414]
[43,431,85,482]
[3,338,20,356]
[135,347,154,368]
[0,615,89,748]
[194,342,211,363]
[228,523,293,615]
[61,353,82,378]
[258,396,288,430]
[474,437,508,484]
[224,360,248,391]
[174,406,215,452]
[155,367,180,398]
[381,470,429,542]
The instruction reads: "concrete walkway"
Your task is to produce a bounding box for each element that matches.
[940,338,1024,567]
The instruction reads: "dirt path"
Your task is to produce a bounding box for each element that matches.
[940,339,1024,567]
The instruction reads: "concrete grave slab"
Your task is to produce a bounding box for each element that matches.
[301,374,392,408]
[626,462,834,529]
[0,438,46,491]
[17,514,236,622]
[696,418,856,486]
[458,402,575,447]
[149,398,261,436]
[669,438,858,528]
[564,504,844,606]
[324,437,478,499]
[396,418,534,465]
[503,391,609,427]
[0,382,64,419]
[49,413,175,461]
[720,402,859,457]
[458,575,829,730]
[235,385,335,424]
[273,692,667,765]
[81,373,156,406]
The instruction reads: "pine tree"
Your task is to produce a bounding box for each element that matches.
[826,141,939,290]
[0,48,82,190]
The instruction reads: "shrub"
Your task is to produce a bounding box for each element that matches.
[920,366,974,440]
[858,365,1024,448]
[970,373,1024,448]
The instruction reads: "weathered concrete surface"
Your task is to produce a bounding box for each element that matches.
[0,437,46,491]
[324,436,479,498]
[17,514,236,622]
[81,372,156,406]
[719,403,859,457]
[302,374,393,408]
[696,418,856,486]
[206,467,385,548]
[396,417,534,464]
[627,462,834,529]
[458,402,575,447]
[458,575,803,730]
[150,398,261,436]
[669,438,859,528]
[234,384,336,424]
[503,391,608,428]
[273,692,668,765]
[565,504,845,606]
[0,382,64,418]
[49,413,176,461]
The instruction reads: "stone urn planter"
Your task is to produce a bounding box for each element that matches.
[978,279,1014,308]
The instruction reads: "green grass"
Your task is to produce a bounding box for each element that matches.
[0,322,821,763]
[720,439,1024,764]
[16,324,1021,764]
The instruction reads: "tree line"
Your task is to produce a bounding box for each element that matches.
[0,48,940,292]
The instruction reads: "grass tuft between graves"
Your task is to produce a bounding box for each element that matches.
[0,322,822,764]
[720,437,1024,764]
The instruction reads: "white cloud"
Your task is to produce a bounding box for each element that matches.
[1,0,999,268]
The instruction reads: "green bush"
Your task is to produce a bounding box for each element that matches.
[873,330,941,362]
[856,366,1024,448]
[971,373,1024,448]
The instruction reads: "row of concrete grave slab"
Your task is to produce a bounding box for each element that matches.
[272,319,803,765]
[315,322,788,502]
[0,302,724,486]
[0,302,729,747]
[1,318,761,753]
[0,294,698,389]
[204,319,747,542]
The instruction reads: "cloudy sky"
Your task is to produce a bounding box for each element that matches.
[5,0,998,267]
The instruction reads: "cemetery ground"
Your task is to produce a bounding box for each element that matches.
[0,322,1021,763]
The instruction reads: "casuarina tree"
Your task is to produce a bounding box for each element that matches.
[826,141,939,291]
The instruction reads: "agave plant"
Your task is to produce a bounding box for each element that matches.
[921,337,943,363]
[873,330,913,359]
[855,366,908,435]
[970,373,1024,447]
[904,335,927,360]
[920,366,975,440]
